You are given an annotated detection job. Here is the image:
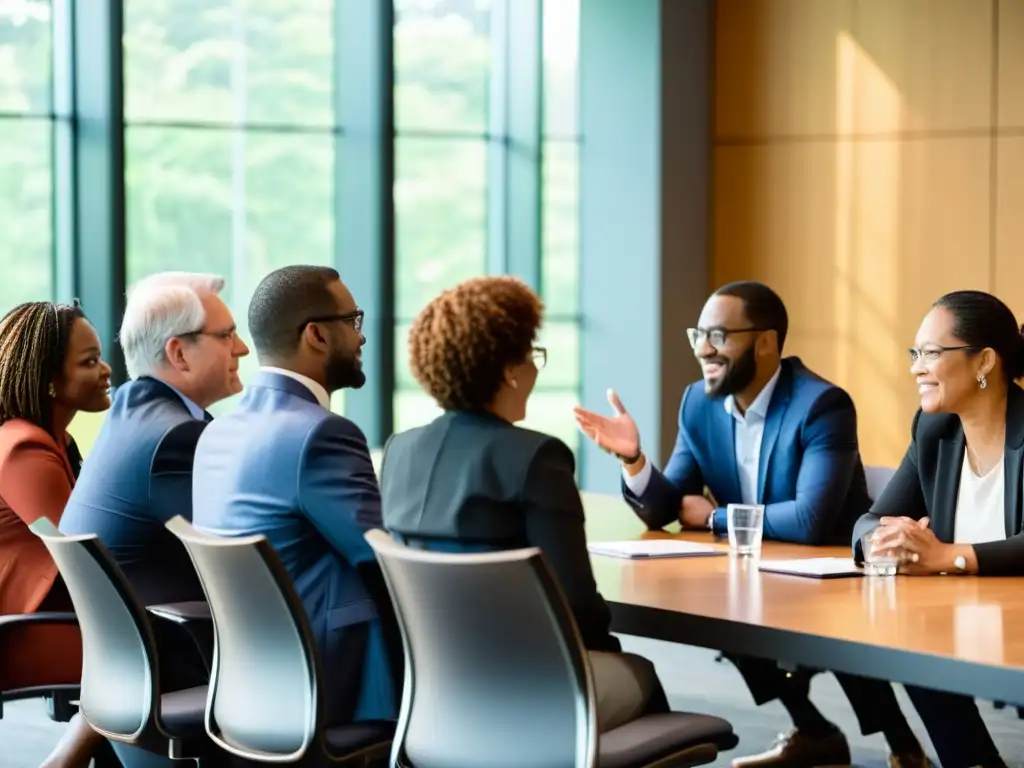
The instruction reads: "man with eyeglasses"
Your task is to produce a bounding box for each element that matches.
[191,265,400,730]
[58,271,251,767]
[575,281,930,768]
[61,271,250,604]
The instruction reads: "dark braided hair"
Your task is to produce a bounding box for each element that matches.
[0,299,86,435]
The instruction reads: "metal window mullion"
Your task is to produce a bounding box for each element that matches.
[51,0,76,302]
[69,0,127,382]
[334,0,395,446]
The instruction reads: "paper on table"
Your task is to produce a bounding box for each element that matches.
[757,557,863,579]
[587,540,726,559]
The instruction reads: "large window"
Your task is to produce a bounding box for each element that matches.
[393,0,491,432]
[392,0,582,455]
[122,0,341,413]
[0,0,54,309]
[524,0,580,453]
[33,0,583,453]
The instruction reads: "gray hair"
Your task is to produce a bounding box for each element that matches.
[119,272,226,379]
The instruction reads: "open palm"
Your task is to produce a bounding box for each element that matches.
[573,389,641,459]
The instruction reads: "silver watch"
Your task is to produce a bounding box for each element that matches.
[953,554,967,572]
[706,511,715,531]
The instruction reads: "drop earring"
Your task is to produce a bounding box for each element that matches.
[47,383,56,398]
[978,373,988,390]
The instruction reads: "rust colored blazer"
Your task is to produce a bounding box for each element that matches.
[0,418,82,690]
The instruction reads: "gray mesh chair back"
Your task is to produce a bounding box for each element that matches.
[864,465,896,502]
[28,519,161,745]
[365,529,598,768]
[165,516,318,762]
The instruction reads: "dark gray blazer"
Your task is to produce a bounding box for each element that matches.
[852,383,1024,575]
[380,409,620,653]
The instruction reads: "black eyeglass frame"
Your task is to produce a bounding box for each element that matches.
[907,345,982,364]
[686,326,771,350]
[299,309,365,335]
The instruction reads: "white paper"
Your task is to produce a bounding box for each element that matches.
[757,557,863,578]
[587,540,727,559]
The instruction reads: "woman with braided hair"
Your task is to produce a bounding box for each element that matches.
[0,299,112,767]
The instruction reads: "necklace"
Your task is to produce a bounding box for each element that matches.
[967,442,1002,477]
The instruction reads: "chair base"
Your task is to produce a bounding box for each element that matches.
[0,684,80,722]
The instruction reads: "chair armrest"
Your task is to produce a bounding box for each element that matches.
[147,602,214,675]
[147,601,211,624]
[0,612,77,635]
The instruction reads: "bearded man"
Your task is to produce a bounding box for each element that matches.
[575,281,931,768]
[192,265,399,729]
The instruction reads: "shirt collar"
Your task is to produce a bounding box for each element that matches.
[158,380,206,421]
[260,366,331,409]
[724,365,781,422]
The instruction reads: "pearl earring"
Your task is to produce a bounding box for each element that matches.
[979,374,988,390]
[510,379,518,389]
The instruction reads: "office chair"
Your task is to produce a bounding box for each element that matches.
[366,529,737,768]
[166,516,393,766]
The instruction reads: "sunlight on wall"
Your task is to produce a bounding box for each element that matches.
[833,31,905,467]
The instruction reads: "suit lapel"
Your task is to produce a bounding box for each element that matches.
[712,404,742,504]
[1003,386,1024,537]
[757,368,792,502]
[933,429,964,544]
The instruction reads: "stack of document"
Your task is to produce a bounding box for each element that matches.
[757,557,863,579]
[587,540,726,559]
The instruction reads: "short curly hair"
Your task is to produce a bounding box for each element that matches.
[409,276,543,411]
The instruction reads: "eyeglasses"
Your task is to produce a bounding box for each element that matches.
[686,327,768,350]
[532,346,547,369]
[178,326,238,342]
[908,345,981,364]
[300,309,364,335]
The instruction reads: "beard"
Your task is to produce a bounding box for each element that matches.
[325,346,366,391]
[703,343,757,399]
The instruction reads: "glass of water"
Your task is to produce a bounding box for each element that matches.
[861,530,899,576]
[727,503,764,557]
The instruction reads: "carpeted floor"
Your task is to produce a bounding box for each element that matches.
[3,638,1022,767]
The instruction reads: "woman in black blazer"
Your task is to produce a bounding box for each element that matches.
[380,276,670,734]
[853,290,1023,768]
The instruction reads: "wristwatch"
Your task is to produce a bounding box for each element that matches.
[706,511,715,531]
[953,554,967,572]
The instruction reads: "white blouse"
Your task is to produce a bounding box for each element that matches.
[953,452,1006,545]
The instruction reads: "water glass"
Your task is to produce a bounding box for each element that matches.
[861,530,899,576]
[727,503,764,557]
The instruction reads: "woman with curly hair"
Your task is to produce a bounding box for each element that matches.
[0,300,113,767]
[379,275,670,733]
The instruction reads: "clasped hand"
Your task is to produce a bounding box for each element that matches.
[866,516,950,574]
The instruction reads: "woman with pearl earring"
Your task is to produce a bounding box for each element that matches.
[854,289,1024,768]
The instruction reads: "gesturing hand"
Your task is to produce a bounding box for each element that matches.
[573,389,641,462]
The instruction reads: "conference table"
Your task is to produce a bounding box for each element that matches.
[582,493,1024,705]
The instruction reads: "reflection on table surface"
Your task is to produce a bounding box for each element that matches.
[581,492,1024,670]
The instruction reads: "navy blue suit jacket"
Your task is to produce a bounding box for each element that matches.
[191,371,398,724]
[624,357,871,545]
[59,377,206,605]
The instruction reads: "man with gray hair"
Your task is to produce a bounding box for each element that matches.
[60,270,249,604]
[59,272,249,767]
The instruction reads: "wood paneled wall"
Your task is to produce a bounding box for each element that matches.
[714,0,1024,467]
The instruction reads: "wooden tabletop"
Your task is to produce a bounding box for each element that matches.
[581,492,1024,703]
